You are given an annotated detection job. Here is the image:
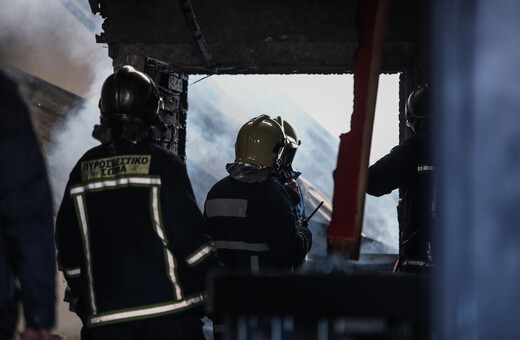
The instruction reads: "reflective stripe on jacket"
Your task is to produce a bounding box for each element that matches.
[204,176,312,273]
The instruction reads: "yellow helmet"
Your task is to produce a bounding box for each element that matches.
[274,116,300,149]
[235,115,285,168]
[274,116,300,169]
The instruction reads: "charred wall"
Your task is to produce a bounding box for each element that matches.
[90,0,430,75]
[143,58,188,160]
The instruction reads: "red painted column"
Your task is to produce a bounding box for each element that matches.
[327,0,390,260]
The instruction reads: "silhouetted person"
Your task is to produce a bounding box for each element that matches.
[272,116,309,225]
[0,71,55,340]
[367,84,435,273]
[55,65,221,340]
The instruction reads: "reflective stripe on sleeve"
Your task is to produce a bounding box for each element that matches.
[186,243,215,266]
[214,240,269,252]
[417,165,435,173]
[70,177,161,195]
[88,294,205,326]
[205,198,248,218]
[63,267,81,278]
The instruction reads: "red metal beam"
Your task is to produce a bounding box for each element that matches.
[327,0,390,260]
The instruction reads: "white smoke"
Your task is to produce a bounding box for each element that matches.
[186,74,399,254]
[46,100,101,208]
[0,0,111,98]
[0,0,113,209]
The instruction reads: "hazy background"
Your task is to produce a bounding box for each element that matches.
[185,74,400,257]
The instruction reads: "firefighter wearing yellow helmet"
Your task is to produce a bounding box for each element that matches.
[204,113,312,268]
[234,114,286,169]
[204,114,312,339]
[274,116,300,170]
[272,116,309,227]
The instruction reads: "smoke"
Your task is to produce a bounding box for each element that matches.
[0,0,111,99]
[0,0,113,209]
[46,100,101,209]
[186,75,399,254]
[187,75,340,198]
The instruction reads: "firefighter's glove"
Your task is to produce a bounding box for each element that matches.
[284,179,301,197]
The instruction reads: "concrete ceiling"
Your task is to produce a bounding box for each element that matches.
[88,0,430,74]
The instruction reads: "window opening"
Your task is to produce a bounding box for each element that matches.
[186,74,400,255]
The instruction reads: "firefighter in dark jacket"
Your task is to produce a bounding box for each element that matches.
[55,65,221,340]
[273,116,308,224]
[0,71,55,340]
[367,84,434,273]
[204,114,312,273]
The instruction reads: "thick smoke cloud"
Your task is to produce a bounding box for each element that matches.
[0,0,113,211]
[0,0,111,99]
[46,100,101,209]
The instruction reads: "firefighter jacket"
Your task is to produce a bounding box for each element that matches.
[204,175,312,273]
[0,71,55,334]
[55,141,221,329]
[367,131,435,263]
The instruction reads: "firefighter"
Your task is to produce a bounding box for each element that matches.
[204,114,312,273]
[55,65,221,340]
[272,116,308,225]
[204,114,312,340]
[0,71,55,340]
[367,84,434,273]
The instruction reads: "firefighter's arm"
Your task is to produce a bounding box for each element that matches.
[367,140,417,196]
[263,181,312,266]
[55,183,84,299]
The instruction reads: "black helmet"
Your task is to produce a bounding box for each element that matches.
[99,65,163,124]
[405,84,430,134]
[94,65,164,143]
